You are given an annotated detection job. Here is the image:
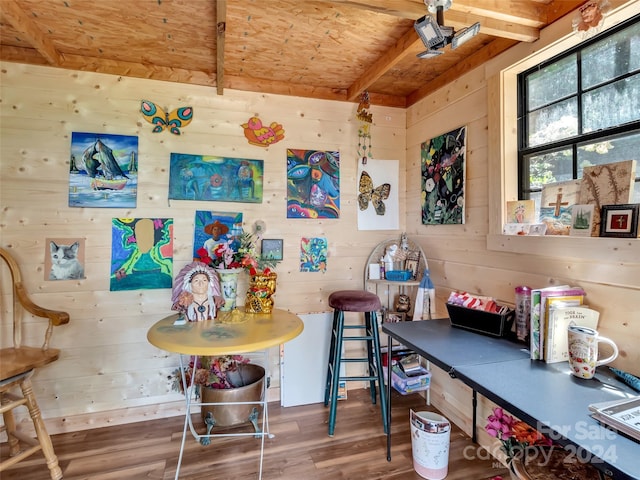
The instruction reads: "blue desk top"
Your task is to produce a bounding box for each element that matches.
[455,359,639,480]
[383,319,639,480]
[382,318,529,372]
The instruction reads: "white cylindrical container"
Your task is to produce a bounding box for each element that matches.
[410,410,451,480]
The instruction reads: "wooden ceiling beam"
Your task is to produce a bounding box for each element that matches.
[446,0,547,27]
[329,0,542,40]
[442,11,540,42]
[1,47,216,87]
[216,0,226,95]
[225,74,407,108]
[346,27,423,102]
[1,0,63,65]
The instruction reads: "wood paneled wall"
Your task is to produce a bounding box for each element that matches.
[0,64,407,433]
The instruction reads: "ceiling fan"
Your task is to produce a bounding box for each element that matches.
[414,0,481,59]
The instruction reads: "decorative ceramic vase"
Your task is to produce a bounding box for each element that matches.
[245,272,277,313]
[217,268,243,311]
[200,364,265,428]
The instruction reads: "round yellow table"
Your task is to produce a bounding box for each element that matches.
[147,308,304,356]
[147,308,304,480]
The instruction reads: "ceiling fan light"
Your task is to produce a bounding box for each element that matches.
[451,22,481,49]
[414,15,445,49]
[416,49,444,60]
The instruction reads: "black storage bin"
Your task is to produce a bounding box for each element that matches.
[446,303,515,337]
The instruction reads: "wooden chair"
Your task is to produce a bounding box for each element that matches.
[1,247,70,480]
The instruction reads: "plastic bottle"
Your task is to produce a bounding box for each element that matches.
[515,286,532,342]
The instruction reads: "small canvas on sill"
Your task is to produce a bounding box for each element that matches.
[570,204,595,237]
[506,200,535,223]
[539,179,581,235]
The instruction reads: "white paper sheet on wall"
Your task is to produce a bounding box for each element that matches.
[357,159,399,230]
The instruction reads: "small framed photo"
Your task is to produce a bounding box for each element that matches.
[405,250,421,279]
[384,311,406,323]
[528,223,547,236]
[599,204,639,238]
[261,238,283,261]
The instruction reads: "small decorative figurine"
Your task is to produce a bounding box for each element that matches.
[171,262,225,322]
[245,269,277,314]
[396,294,411,313]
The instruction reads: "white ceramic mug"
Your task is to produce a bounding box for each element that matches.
[567,325,618,379]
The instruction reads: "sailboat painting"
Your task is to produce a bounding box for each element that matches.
[69,132,139,208]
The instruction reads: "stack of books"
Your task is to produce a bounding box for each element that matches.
[529,285,599,363]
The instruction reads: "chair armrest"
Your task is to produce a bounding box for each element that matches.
[15,281,70,326]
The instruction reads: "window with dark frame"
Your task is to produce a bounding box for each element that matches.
[517,16,640,215]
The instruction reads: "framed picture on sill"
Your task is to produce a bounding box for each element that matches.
[384,311,406,323]
[599,204,639,238]
[261,238,284,261]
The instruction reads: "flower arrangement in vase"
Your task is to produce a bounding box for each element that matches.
[485,407,552,464]
[171,354,250,393]
[196,231,278,312]
[196,231,276,273]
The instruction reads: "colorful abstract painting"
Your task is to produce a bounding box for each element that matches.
[69,132,138,208]
[192,211,243,261]
[300,237,327,272]
[287,149,340,219]
[421,126,466,225]
[110,218,173,291]
[169,153,264,203]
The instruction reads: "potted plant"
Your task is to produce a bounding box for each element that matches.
[171,355,266,437]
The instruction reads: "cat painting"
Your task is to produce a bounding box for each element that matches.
[49,241,85,280]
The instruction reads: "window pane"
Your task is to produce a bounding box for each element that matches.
[582,22,640,89]
[582,74,640,132]
[526,55,577,110]
[526,148,573,191]
[527,98,578,147]
[577,131,640,173]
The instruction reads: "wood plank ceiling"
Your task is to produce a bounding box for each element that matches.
[0,0,593,107]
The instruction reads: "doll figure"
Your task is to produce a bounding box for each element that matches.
[172,262,225,321]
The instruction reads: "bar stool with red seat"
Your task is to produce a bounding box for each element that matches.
[324,289,387,436]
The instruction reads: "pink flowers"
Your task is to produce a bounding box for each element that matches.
[196,232,276,274]
[486,407,516,441]
[485,407,552,462]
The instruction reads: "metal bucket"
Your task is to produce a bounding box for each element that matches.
[200,364,265,427]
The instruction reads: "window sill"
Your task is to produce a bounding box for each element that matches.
[486,234,640,263]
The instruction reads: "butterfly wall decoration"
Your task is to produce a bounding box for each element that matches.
[140,100,193,135]
[358,170,390,216]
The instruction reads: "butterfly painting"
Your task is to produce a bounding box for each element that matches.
[358,170,390,216]
[140,100,193,135]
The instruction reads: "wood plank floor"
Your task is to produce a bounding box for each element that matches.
[2,388,510,480]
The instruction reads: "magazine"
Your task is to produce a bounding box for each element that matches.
[588,396,640,442]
